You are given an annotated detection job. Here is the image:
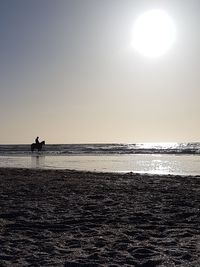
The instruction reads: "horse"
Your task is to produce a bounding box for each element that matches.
[31,141,45,152]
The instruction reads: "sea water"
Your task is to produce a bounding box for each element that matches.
[0,143,200,175]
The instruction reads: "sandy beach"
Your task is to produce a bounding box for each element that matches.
[0,168,200,266]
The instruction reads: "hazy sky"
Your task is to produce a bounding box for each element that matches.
[1,0,200,144]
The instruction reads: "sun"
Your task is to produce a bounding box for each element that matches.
[131,10,176,57]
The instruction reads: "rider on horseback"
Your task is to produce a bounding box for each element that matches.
[31,137,45,152]
[35,137,39,144]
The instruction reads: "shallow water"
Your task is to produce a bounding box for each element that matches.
[0,154,200,176]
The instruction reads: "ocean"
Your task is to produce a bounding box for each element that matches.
[0,143,200,175]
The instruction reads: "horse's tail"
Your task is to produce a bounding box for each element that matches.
[31,143,34,152]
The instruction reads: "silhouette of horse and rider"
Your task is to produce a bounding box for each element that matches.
[31,137,45,152]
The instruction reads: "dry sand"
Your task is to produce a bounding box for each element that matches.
[0,168,200,266]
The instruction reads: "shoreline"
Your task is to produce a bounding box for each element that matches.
[0,168,200,266]
[0,166,199,178]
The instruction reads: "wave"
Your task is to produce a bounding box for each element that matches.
[0,143,200,156]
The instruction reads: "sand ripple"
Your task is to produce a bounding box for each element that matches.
[0,168,200,266]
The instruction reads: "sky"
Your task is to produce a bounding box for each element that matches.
[0,0,200,144]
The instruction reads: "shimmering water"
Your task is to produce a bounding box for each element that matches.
[0,154,200,176]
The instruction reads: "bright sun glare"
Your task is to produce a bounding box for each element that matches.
[132,10,176,57]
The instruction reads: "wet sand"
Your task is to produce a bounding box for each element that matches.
[0,168,200,266]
